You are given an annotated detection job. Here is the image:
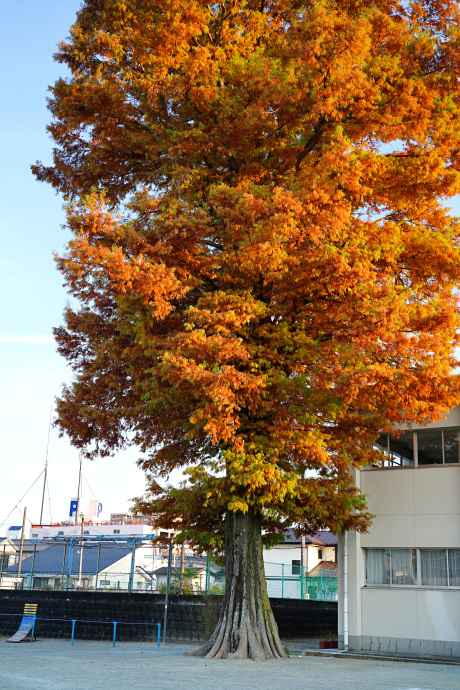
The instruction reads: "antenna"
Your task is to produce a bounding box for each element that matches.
[39,406,53,526]
[75,451,83,525]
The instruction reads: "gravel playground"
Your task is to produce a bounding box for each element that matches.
[1,638,459,690]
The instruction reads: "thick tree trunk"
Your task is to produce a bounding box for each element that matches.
[188,509,287,660]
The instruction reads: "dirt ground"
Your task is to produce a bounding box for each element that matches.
[0,638,459,690]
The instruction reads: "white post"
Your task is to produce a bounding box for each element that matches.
[343,531,348,651]
[78,514,84,587]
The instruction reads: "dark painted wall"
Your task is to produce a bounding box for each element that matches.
[0,590,337,642]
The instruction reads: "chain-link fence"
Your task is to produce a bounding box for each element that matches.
[0,539,337,600]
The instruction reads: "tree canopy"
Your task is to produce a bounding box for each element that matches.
[37,0,460,578]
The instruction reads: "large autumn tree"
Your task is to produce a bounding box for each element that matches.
[35,0,460,659]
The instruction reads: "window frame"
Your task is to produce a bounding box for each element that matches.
[291,559,301,575]
[364,548,460,589]
[365,548,418,588]
[374,427,460,469]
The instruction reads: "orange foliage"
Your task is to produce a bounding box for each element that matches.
[36,0,460,548]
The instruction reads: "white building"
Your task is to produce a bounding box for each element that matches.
[338,407,460,659]
[28,512,161,539]
[29,522,155,539]
[263,530,338,600]
[263,530,337,571]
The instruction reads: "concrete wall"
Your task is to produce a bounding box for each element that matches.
[0,590,337,642]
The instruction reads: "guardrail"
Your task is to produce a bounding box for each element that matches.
[0,612,161,647]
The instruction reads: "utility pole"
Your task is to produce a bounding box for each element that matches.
[75,452,83,525]
[301,534,306,599]
[16,507,27,585]
[179,543,185,594]
[78,513,84,587]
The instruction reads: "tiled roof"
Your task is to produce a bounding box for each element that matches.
[183,555,207,568]
[281,529,338,546]
[10,539,53,553]
[308,560,338,576]
[314,531,338,546]
[152,565,205,577]
[4,543,133,577]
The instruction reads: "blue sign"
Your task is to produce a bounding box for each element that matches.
[69,500,78,517]
[97,502,103,517]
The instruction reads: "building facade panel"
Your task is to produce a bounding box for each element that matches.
[361,588,419,639]
[416,590,460,643]
[413,467,460,517]
[359,513,416,548]
[361,470,415,516]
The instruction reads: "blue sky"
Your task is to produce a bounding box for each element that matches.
[0,2,146,534]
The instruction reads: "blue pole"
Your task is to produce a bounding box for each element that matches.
[157,623,161,648]
[281,563,284,599]
[71,619,76,645]
[320,570,323,600]
[112,621,118,647]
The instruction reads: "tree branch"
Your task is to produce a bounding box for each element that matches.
[295,118,326,172]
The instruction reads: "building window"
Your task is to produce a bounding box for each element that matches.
[366,548,460,588]
[291,560,301,575]
[113,529,120,534]
[376,432,414,466]
[83,530,89,535]
[31,534,38,538]
[420,549,447,586]
[58,531,64,535]
[318,549,323,560]
[448,550,460,586]
[366,548,417,586]
[375,428,460,468]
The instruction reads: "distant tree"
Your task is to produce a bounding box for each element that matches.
[159,567,198,594]
[35,0,460,659]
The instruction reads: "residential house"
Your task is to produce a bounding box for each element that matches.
[151,556,225,593]
[2,543,155,591]
[0,538,17,589]
[263,530,338,600]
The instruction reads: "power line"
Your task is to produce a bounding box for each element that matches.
[82,472,97,500]
[0,470,45,530]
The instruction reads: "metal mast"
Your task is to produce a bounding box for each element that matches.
[39,406,53,526]
[75,452,83,525]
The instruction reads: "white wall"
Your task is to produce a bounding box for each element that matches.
[361,588,460,643]
[263,544,335,570]
[29,524,156,538]
[360,466,460,549]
